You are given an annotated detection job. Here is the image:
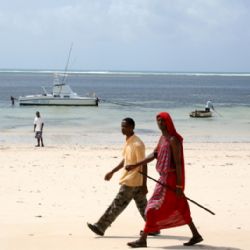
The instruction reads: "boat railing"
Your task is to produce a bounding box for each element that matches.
[53,73,67,86]
[41,86,49,96]
[86,92,96,97]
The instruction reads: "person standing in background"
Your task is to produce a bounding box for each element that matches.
[205,100,214,112]
[10,96,16,106]
[34,111,44,147]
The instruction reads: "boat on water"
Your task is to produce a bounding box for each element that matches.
[19,74,99,106]
[189,110,212,118]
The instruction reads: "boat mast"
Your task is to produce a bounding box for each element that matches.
[62,43,73,85]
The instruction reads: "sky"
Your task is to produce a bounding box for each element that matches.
[0,0,250,72]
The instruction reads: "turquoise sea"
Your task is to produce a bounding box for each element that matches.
[0,70,250,145]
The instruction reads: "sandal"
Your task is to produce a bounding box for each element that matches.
[127,239,147,248]
[183,235,203,246]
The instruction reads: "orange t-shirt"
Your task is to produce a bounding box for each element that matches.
[119,135,145,187]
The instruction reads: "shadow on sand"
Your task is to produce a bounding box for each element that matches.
[160,245,242,250]
[96,235,242,250]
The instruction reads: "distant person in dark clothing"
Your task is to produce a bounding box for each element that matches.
[10,96,16,105]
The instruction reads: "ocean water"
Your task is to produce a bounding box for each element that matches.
[0,70,250,145]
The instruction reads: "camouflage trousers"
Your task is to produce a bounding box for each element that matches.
[95,185,147,233]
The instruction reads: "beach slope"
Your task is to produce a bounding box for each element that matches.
[0,143,249,250]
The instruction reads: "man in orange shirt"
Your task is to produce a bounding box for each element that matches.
[87,118,149,236]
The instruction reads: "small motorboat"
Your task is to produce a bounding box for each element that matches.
[189,110,212,118]
[19,74,99,106]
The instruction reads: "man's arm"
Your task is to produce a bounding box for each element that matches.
[170,137,183,196]
[141,163,148,194]
[104,159,124,181]
[134,144,148,194]
[125,152,155,171]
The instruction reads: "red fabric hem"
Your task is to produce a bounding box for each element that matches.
[144,217,192,233]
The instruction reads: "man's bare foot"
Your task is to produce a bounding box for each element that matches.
[127,239,147,248]
[183,235,203,246]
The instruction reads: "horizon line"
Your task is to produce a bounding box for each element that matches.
[0,68,250,76]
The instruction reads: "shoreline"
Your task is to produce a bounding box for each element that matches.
[1,140,250,148]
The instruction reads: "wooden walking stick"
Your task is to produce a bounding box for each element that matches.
[139,171,215,215]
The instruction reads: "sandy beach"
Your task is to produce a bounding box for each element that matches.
[0,142,250,250]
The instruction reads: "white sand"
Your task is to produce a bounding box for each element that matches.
[0,142,249,250]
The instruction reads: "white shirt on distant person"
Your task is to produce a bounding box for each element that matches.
[34,117,44,132]
[206,100,214,109]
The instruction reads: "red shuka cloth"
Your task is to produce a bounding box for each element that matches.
[144,112,191,233]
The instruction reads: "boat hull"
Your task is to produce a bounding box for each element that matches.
[189,110,212,118]
[19,96,98,106]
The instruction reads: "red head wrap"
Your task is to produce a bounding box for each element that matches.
[156,112,183,142]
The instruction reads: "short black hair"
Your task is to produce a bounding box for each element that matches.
[122,117,135,129]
